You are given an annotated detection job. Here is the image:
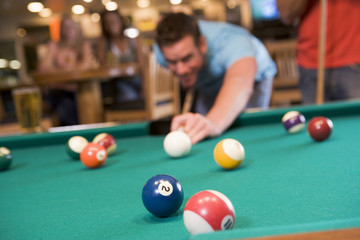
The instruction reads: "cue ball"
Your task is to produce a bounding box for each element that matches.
[163,130,191,158]
[93,133,117,155]
[213,139,245,170]
[183,190,235,236]
[0,147,12,171]
[80,143,107,169]
[142,174,184,218]
[282,111,306,134]
[66,136,89,160]
[307,116,333,141]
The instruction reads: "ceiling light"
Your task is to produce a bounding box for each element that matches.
[27,2,44,13]
[105,1,118,11]
[91,13,100,22]
[16,28,27,38]
[39,8,52,17]
[170,0,182,5]
[9,60,21,70]
[137,0,150,8]
[124,28,140,39]
[72,5,85,15]
[102,0,111,5]
[83,0,93,2]
[0,59,8,68]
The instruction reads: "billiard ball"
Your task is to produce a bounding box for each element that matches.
[142,174,184,218]
[307,116,333,141]
[213,138,245,170]
[80,142,107,169]
[183,190,235,235]
[66,136,89,160]
[163,130,191,158]
[0,147,12,171]
[282,111,306,134]
[93,133,117,155]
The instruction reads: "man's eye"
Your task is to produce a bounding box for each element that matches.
[182,55,192,63]
[183,56,191,62]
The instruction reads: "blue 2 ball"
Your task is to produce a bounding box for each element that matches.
[142,174,184,218]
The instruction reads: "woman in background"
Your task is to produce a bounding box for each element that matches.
[39,15,93,72]
[38,15,94,126]
[96,10,144,104]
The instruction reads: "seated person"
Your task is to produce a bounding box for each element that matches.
[96,10,145,105]
[38,15,94,126]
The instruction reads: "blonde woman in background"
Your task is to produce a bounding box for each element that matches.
[38,15,94,126]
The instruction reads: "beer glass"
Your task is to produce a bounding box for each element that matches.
[12,87,42,133]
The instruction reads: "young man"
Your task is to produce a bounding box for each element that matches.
[154,12,276,144]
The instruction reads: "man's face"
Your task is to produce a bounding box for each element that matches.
[161,35,207,89]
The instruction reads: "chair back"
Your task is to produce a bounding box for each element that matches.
[265,39,302,107]
[145,52,180,119]
[104,51,180,123]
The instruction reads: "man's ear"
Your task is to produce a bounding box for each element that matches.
[199,35,208,54]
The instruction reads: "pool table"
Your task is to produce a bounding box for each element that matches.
[1,100,359,240]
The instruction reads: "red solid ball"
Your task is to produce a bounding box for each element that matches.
[307,116,333,141]
[80,143,107,169]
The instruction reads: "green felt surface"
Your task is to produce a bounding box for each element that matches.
[0,101,359,240]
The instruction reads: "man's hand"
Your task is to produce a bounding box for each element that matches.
[171,113,222,145]
[171,57,257,145]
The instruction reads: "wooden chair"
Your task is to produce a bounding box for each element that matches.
[265,39,302,107]
[104,52,180,123]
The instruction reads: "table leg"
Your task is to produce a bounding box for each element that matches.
[77,80,103,124]
[0,94,5,122]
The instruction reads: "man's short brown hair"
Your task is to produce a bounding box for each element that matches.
[156,12,201,48]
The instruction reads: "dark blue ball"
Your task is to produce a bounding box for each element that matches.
[142,174,184,218]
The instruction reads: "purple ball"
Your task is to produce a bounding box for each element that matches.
[282,111,306,134]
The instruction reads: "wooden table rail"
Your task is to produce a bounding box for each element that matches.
[31,63,139,84]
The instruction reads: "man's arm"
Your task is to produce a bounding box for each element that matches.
[206,57,256,135]
[171,57,256,144]
[276,0,309,25]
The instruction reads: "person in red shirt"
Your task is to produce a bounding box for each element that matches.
[276,0,360,104]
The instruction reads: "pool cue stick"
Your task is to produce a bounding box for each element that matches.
[182,87,194,114]
[316,0,327,104]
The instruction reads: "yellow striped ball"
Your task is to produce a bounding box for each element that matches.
[213,139,245,170]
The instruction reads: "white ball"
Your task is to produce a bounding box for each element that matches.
[163,130,192,158]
